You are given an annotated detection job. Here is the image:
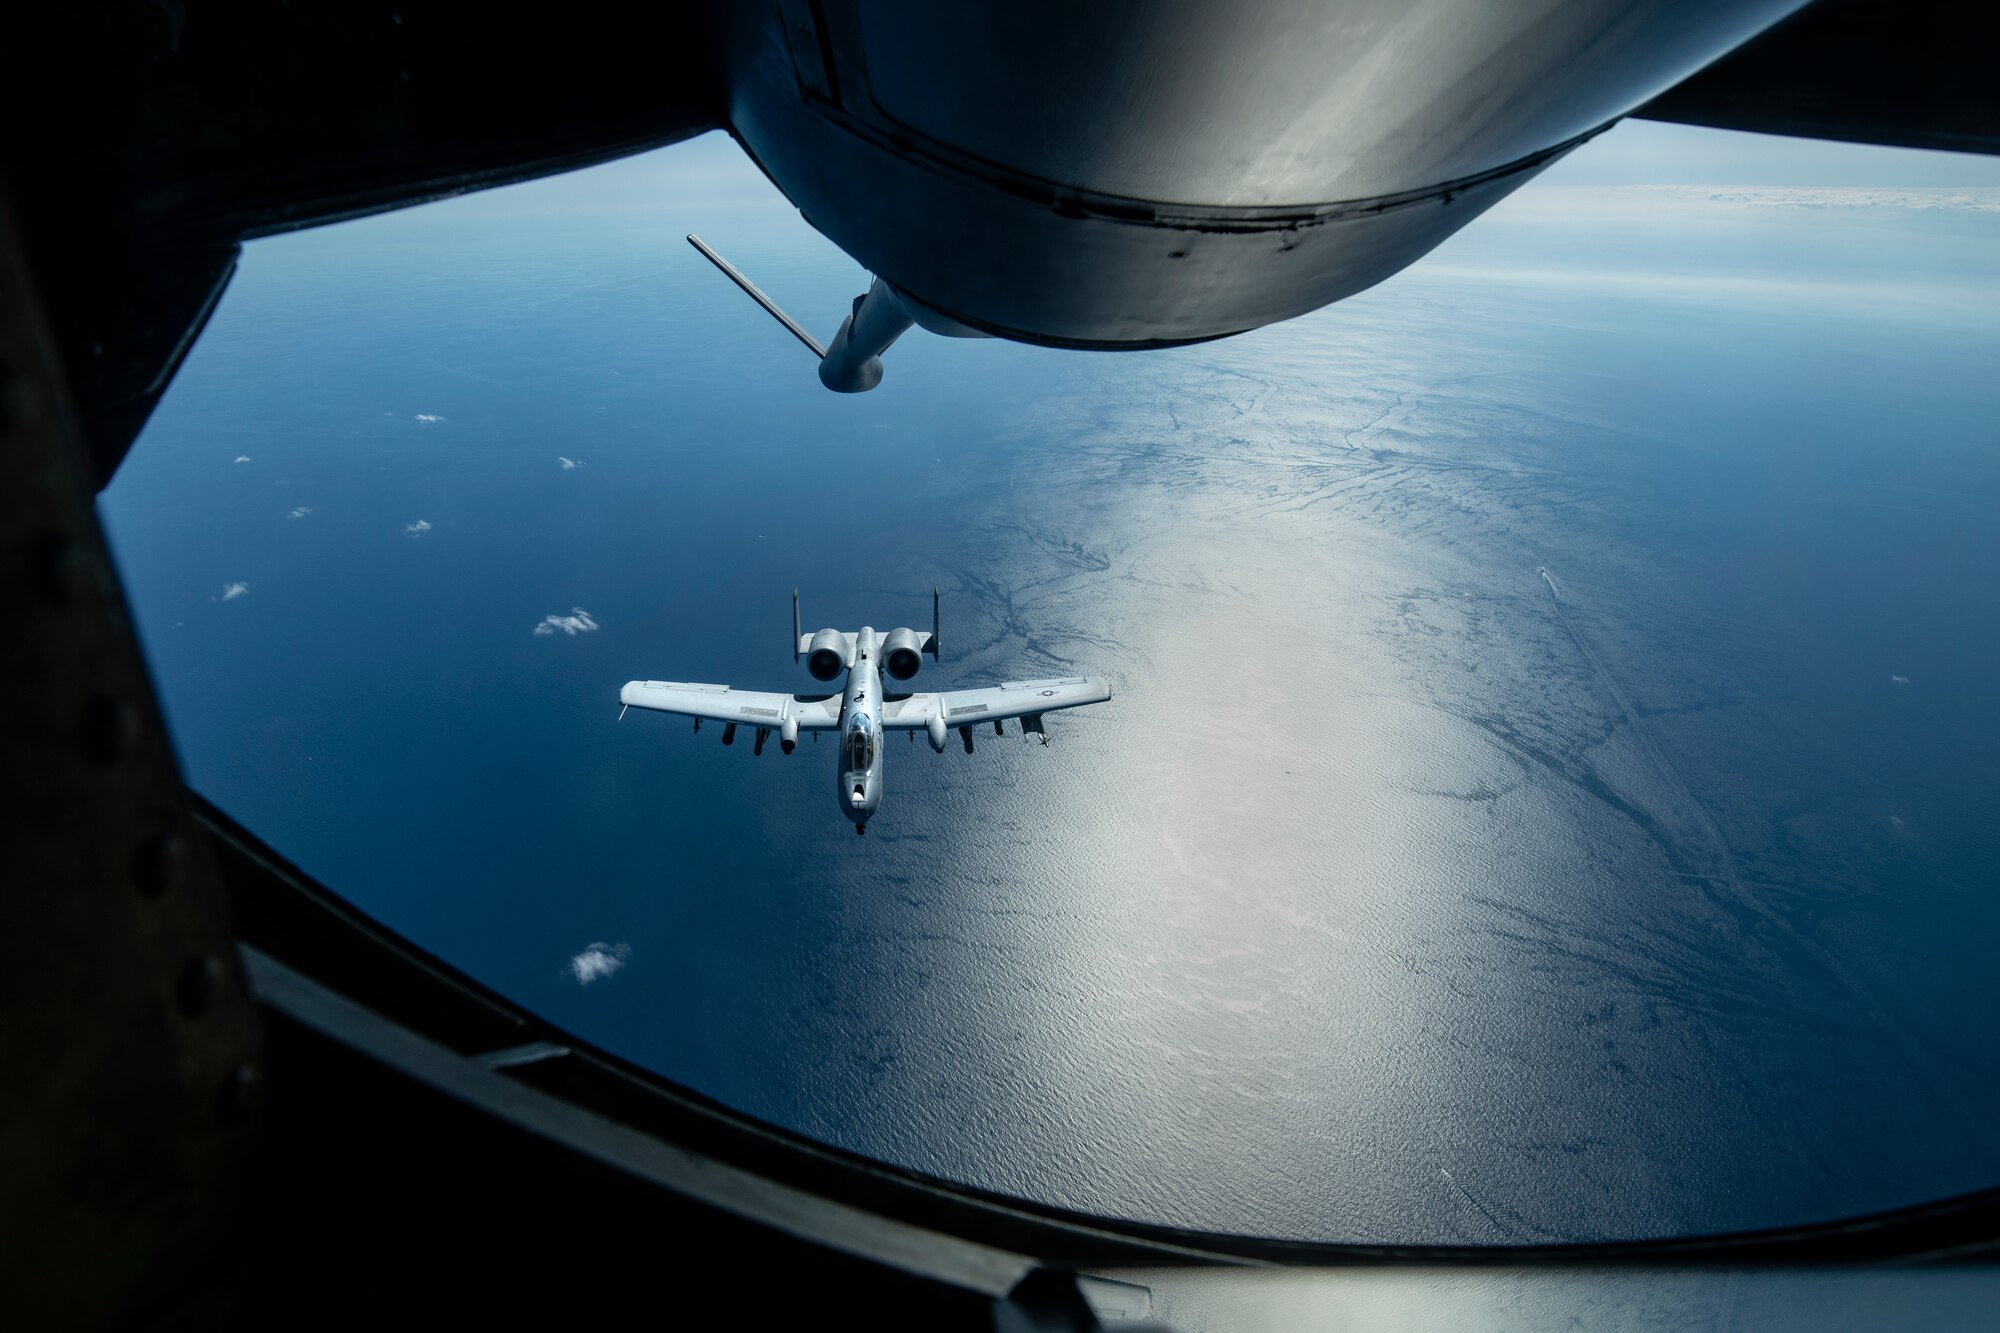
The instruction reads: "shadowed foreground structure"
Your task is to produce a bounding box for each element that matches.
[5,2,2000,1327]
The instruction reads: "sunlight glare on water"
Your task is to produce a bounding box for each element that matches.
[101,125,2000,1243]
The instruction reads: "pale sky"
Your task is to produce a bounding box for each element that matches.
[1541,117,2000,187]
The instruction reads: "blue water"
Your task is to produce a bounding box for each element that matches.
[102,133,2000,1244]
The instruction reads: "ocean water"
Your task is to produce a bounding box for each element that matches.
[101,133,2000,1244]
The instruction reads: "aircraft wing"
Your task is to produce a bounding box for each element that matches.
[1636,1,1999,157]
[881,676,1111,732]
[619,680,843,729]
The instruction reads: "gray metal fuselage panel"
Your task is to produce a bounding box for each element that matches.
[838,628,886,826]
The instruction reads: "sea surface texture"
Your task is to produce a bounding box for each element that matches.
[101,130,2000,1244]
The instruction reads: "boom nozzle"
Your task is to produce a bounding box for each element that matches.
[688,236,966,394]
[816,278,914,393]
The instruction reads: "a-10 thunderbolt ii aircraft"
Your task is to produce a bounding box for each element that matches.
[618,591,1112,834]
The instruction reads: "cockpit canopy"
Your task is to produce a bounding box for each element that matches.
[844,724,875,773]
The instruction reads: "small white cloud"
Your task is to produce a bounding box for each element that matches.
[415,413,445,424]
[534,607,599,637]
[220,581,249,601]
[569,941,630,986]
[288,506,313,520]
[234,455,252,464]
[406,519,432,537]
[1891,674,1911,686]
[558,456,585,470]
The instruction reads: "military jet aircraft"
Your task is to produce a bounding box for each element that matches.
[619,591,1111,833]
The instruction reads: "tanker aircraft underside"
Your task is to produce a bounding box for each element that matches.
[619,590,1111,833]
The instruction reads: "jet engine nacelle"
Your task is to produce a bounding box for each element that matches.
[881,627,924,681]
[806,628,848,681]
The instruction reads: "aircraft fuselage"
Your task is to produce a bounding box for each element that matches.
[838,628,886,833]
